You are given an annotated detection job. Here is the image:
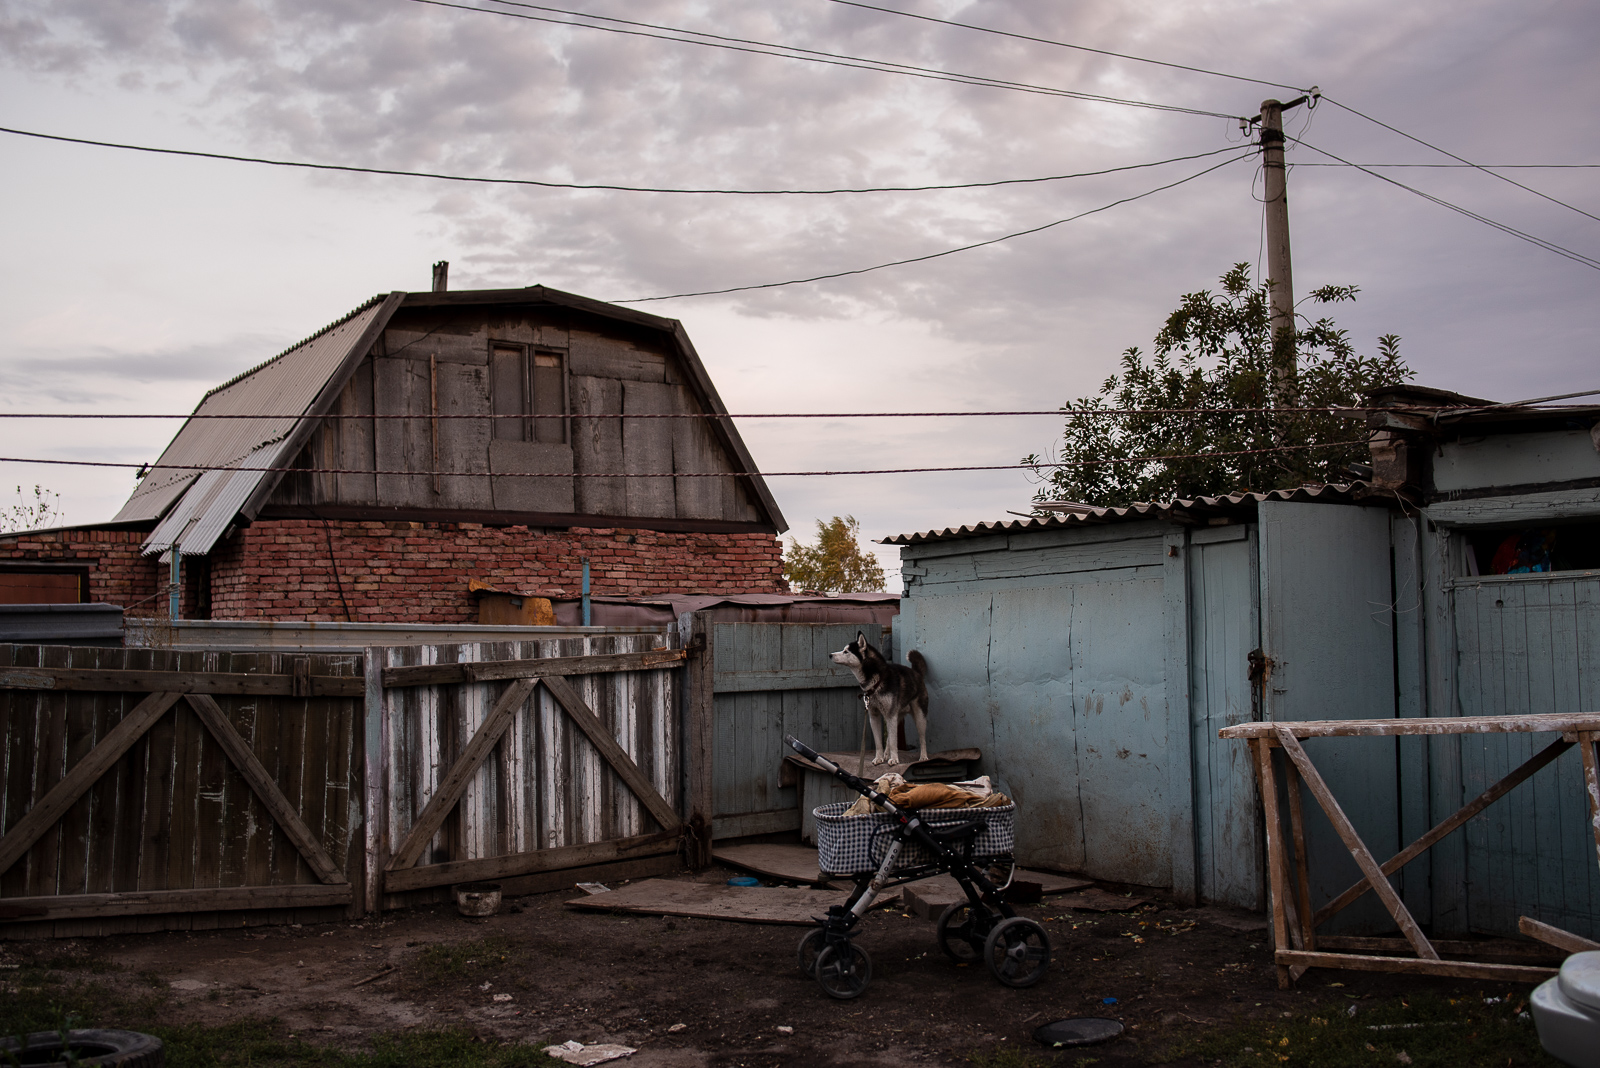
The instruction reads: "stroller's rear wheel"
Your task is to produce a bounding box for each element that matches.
[797,927,825,977]
[814,942,873,999]
[984,917,1051,988]
[935,902,992,963]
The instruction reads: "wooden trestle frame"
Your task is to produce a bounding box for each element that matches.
[1220,713,1600,987]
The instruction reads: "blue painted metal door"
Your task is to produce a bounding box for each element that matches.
[710,622,883,839]
[1258,501,1400,933]
[1452,573,1600,938]
[1188,527,1263,908]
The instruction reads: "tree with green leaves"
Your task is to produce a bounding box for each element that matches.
[784,515,887,594]
[1023,263,1412,509]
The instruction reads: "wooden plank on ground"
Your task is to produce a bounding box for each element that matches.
[540,674,680,833]
[0,667,364,697]
[1519,915,1600,954]
[0,883,353,922]
[183,694,346,885]
[0,691,183,877]
[1321,934,1564,962]
[388,677,537,870]
[563,878,873,925]
[380,648,685,689]
[1275,949,1555,984]
[385,830,680,893]
[713,843,841,888]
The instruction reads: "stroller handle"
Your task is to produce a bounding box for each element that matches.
[785,734,882,801]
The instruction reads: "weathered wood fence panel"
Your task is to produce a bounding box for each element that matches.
[373,633,685,903]
[0,644,363,937]
[707,622,882,840]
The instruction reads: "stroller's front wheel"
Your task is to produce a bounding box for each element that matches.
[984,917,1051,988]
[797,927,825,977]
[814,942,873,999]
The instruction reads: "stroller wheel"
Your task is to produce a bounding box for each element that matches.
[797,927,825,977]
[935,902,991,963]
[814,942,873,999]
[984,917,1051,988]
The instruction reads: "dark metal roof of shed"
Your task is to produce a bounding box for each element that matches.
[881,482,1384,546]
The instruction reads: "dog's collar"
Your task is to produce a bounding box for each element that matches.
[859,678,883,697]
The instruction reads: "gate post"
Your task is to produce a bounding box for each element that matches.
[684,613,715,869]
[362,646,389,913]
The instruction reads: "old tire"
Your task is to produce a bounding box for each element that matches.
[0,1029,164,1067]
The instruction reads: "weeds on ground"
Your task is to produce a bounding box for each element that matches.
[413,936,514,983]
[2,973,560,1067]
[1170,992,1558,1067]
[969,1046,1054,1068]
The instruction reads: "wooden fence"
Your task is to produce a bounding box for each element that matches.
[0,633,686,936]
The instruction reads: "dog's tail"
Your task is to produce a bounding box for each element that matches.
[907,650,927,678]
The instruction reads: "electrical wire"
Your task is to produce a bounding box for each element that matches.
[612,150,1253,302]
[0,404,1461,420]
[0,439,1372,479]
[1295,162,1600,169]
[0,126,1246,197]
[1321,96,1600,226]
[406,0,1244,120]
[1289,136,1600,271]
[825,0,1305,93]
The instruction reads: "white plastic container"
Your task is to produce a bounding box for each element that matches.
[1532,950,1600,1067]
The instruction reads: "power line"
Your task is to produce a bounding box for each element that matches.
[0,404,1490,421]
[1321,96,1600,226]
[1297,162,1600,170]
[406,0,1244,120]
[613,151,1253,302]
[0,439,1370,480]
[0,126,1244,196]
[826,0,1305,93]
[1291,136,1600,271]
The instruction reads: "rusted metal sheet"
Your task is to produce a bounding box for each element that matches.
[378,633,680,879]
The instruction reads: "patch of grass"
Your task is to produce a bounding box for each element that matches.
[413,936,514,982]
[969,1046,1052,1068]
[2,978,560,1068]
[1168,992,1558,1067]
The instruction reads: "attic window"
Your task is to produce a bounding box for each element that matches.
[1462,521,1600,576]
[490,343,567,444]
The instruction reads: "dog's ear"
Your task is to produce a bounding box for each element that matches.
[856,630,867,646]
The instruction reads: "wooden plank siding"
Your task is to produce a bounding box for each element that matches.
[267,308,766,526]
[0,644,364,937]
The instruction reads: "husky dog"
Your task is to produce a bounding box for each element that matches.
[830,631,930,766]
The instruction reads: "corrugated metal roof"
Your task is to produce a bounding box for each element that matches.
[881,482,1384,546]
[114,298,391,553]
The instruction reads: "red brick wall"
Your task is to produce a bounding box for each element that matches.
[207,519,786,622]
[0,529,162,614]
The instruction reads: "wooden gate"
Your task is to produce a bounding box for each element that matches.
[683,621,882,842]
[370,633,686,905]
[0,644,364,936]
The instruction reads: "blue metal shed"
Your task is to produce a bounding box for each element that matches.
[887,386,1600,938]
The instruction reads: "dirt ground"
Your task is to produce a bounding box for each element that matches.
[0,863,1561,1067]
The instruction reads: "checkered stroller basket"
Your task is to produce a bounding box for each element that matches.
[813,800,1016,877]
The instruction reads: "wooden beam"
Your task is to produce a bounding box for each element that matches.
[1251,738,1293,989]
[1275,949,1554,984]
[362,647,388,915]
[0,666,363,697]
[387,677,537,871]
[1321,934,1563,962]
[1314,737,1571,927]
[539,674,681,834]
[1274,726,1439,961]
[1519,915,1600,954]
[0,883,352,922]
[1282,756,1313,982]
[1222,712,1600,739]
[183,694,346,885]
[380,648,685,689]
[687,627,714,869]
[383,830,679,893]
[0,691,182,877]
[1580,732,1600,874]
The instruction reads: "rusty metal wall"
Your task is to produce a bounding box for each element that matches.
[379,633,679,866]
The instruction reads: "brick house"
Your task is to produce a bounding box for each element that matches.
[0,284,789,621]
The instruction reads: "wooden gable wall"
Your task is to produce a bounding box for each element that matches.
[266,305,766,528]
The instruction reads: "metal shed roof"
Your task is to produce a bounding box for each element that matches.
[881,482,1385,546]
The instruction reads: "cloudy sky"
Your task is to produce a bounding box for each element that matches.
[2,0,1597,577]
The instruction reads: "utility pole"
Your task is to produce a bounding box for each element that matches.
[1257,92,1313,404]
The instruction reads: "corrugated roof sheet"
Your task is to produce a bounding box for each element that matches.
[881,482,1383,546]
[114,298,390,554]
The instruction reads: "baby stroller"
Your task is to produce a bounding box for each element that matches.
[786,735,1051,999]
